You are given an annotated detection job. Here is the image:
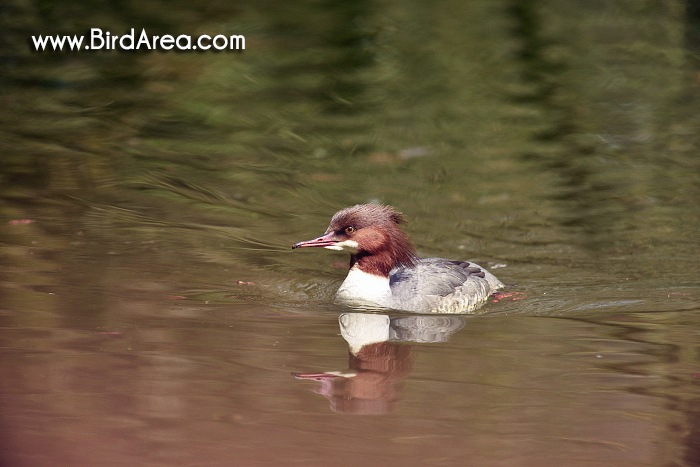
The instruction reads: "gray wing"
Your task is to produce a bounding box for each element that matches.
[389,258,489,297]
[389,258,503,313]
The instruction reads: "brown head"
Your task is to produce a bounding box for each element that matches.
[292,204,417,276]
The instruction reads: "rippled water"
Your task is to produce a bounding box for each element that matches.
[2,1,700,465]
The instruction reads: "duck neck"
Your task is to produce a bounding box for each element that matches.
[349,251,397,277]
[349,235,417,277]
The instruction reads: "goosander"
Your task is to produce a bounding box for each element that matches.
[292,204,504,314]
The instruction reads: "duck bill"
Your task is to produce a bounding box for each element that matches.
[292,232,342,250]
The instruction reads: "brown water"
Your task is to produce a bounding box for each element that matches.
[2,1,700,465]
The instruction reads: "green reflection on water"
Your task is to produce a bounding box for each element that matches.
[1,0,699,293]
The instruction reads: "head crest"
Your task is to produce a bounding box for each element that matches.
[329,204,406,230]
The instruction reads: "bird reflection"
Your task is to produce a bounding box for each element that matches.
[294,313,465,414]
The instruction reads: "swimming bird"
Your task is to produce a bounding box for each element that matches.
[292,204,503,313]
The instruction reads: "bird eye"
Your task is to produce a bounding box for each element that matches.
[344,226,356,234]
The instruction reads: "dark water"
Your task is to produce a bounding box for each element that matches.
[2,1,700,465]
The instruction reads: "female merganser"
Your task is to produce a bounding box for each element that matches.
[292,204,504,314]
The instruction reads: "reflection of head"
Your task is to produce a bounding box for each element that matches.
[327,342,413,415]
[349,341,413,374]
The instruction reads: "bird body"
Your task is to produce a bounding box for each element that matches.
[293,204,503,314]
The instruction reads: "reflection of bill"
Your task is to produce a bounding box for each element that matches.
[293,313,465,415]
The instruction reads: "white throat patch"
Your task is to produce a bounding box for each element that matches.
[324,239,359,251]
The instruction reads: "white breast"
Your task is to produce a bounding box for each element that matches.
[335,267,391,308]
